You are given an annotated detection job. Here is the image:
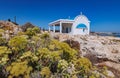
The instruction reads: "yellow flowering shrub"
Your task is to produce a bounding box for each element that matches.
[8,36,28,52]
[0,37,7,46]
[51,51,61,62]
[60,42,77,61]
[0,29,4,37]
[73,57,92,75]
[19,51,38,62]
[0,29,4,32]
[0,30,110,78]
[17,31,25,36]
[89,75,96,78]
[0,46,11,65]
[25,28,36,38]
[32,27,40,33]
[40,67,51,78]
[31,35,42,50]
[49,39,62,51]
[6,61,32,78]
[57,59,68,73]
[37,48,51,59]
[41,33,50,39]
[25,27,40,38]
[49,40,77,62]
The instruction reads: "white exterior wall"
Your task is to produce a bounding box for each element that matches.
[71,15,90,35]
[87,22,90,35]
[75,28,88,35]
[49,14,90,35]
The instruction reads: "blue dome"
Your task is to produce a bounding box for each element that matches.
[76,24,87,29]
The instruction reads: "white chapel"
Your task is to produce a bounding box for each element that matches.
[49,12,90,35]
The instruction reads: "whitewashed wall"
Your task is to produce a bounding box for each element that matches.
[71,15,90,35]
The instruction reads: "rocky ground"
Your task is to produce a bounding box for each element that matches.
[0,21,22,40]
[51,33,120,78]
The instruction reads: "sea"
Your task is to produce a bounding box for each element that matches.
[98,33,120,38]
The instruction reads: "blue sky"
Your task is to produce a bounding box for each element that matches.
[0,0,120,32]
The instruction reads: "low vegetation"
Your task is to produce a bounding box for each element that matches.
[0,26,112,78]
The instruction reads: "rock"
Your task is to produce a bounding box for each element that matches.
[21,22,35,32]
[0,21,22,39]
[106,70,115,78]
[52,33,120,63]
[51,33,120,77]
[95,61,120,73]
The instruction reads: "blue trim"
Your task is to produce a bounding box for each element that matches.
[76,24,87,29]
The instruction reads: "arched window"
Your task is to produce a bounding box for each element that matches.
[76,24,87,29]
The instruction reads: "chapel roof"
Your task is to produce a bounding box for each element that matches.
[74,12,90,22]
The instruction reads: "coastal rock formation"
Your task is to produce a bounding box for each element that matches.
[0,21,22,39]
[95,61,120,78]
[53,33,120,63]
[51,33,120,77]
